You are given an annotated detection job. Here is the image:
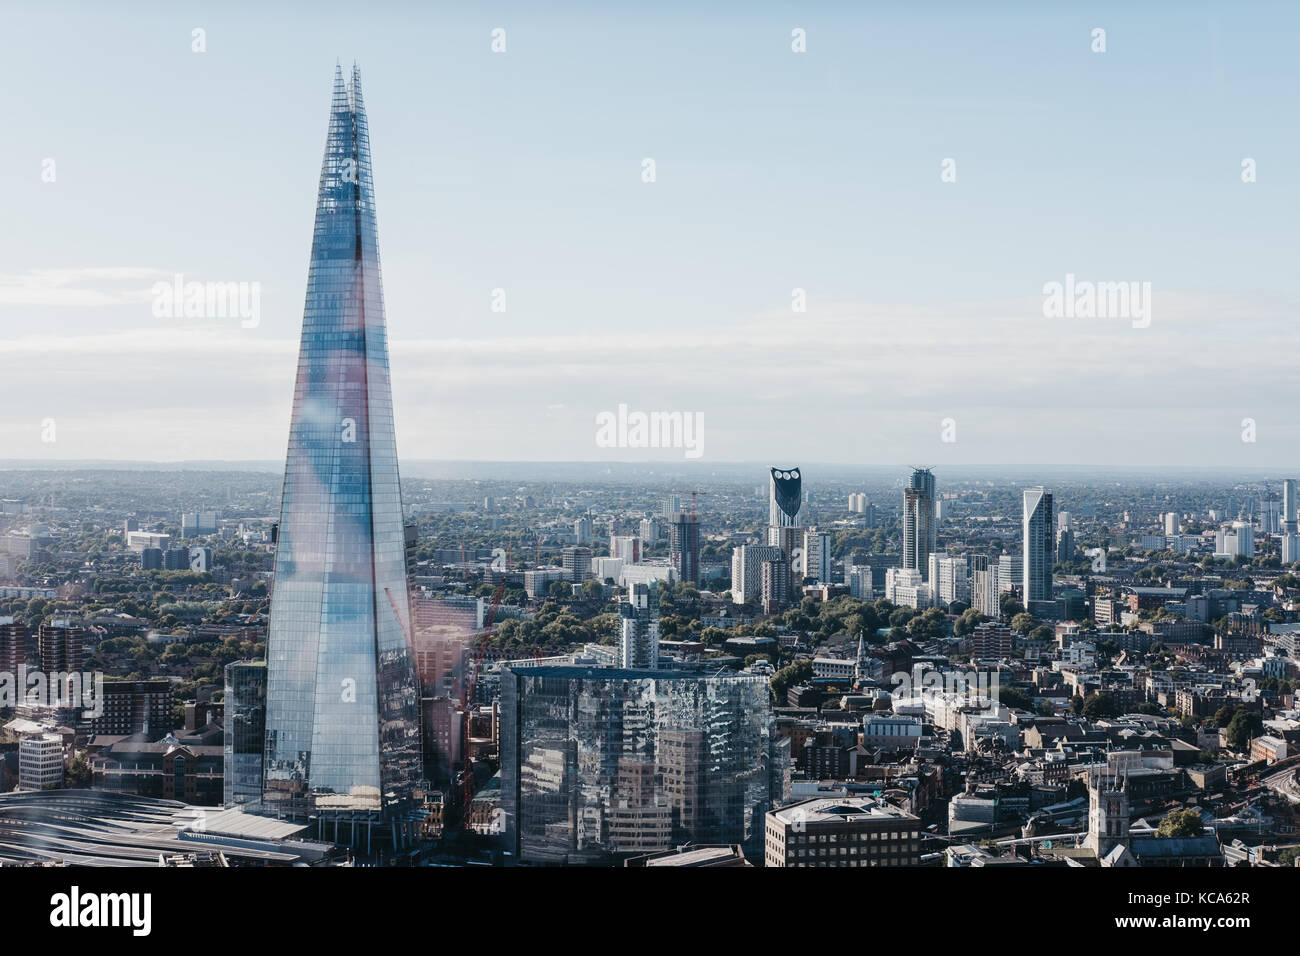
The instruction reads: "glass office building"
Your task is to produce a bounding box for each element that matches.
[223,660,267,808]
[261,66,421,831]
[500,666,790,865]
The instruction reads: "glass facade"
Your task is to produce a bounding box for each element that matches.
[261,65,421,822]
[223,660,266,807]
[500,666,790,865]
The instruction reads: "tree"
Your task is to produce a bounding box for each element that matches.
[1155,808,1203,839]
[1226,709,1263,751]
[1082,693,1119,719]
[1010,612,1036,635]
[770,658,813,703]
[65,751,92,788]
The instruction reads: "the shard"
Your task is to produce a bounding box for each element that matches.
[261,65,421,834]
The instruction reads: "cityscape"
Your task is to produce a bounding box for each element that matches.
[0,0,1291,936]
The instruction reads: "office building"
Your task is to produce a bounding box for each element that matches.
[1285,479,1298,534]
[140,547,163,571]
[260,67,423,833]
[18,733,64,791]
[500,666,788,864]
[764,796,921,868]
[223,660,267,808]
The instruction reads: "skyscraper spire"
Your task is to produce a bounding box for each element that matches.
[260,67,421,833]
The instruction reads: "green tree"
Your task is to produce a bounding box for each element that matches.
[1155,808,1203,839]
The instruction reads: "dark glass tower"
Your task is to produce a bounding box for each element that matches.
[261,66,421,828]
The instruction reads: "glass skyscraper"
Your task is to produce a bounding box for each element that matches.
[261,66,421,830]
[223,660,266,808]
[500,666,790,865]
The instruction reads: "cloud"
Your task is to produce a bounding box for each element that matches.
[0,268,170,308]
[0,289,1295,463]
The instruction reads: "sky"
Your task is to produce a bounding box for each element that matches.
[1,0,1298,467]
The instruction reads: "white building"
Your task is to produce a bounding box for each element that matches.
[731,545,783,604]
[803,530,832,584]
[18,733,63,791]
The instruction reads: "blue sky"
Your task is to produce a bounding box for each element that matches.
[1,1,1298,466]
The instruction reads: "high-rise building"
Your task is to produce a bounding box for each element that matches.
[37,621,84,675]
[902,468,937,578]
[1285,479,1298,534]
[1022,487,1055,607]
[91,680,174,737]
[802,530,832,584]
[140,547,163,571]
[1261,500,1281,535]
[180,511,220,537]
[1163,511,1179,536]
[970,555,999,618]
[1216,523,1255,558]
[562,546,593,582]
[573,516,593,545]
[223,660,267,808]
[669,512,700,586]
[934,555,970,605]
[848,566,873,600]
[619,583,660,669]
[761,558,792,613]
[261,67,422,832]
[769,467,802,527]
[500,665,788,865]
[639,517,660,546]
[732,544,783,604]
[0,616,26,679]
[610,535,642,564]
